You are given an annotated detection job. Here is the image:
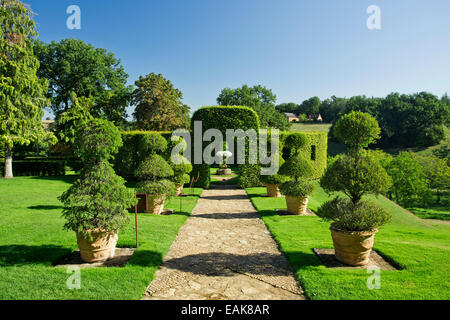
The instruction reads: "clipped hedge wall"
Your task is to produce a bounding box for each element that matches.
[280,131,327,179]
[191,106,260,188]
[0,160,66,177]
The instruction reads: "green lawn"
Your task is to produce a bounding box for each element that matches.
[246,183,450,300]
[407,191,450,221]
[0,176,202,300]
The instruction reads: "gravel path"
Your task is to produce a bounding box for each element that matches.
[143,185,305,300]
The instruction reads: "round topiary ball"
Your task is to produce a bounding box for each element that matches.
[139,133,168,154]
[279,154,314,180]
[284,133,307,151]
[74,118,122,163]
[136,179,175,196]
[135,154,174,180]
[333,111,381,149]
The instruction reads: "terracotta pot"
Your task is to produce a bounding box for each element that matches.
[147,194,166,214]
[330,226,378,266]
[266,184,281,197]
[285,195,309,215]
[76,230,118,263]
[174,185,183,197]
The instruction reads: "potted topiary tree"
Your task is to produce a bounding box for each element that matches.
[317,111,392,266]
[261,155,288,197]
[59,119,135,263]
[279,133,315,214]
[169,136,193,196]
[135,133,175,214]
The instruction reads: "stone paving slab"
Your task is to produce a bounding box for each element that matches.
[143,185,305,300]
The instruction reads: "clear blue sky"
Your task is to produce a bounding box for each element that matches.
[26,0,450,118]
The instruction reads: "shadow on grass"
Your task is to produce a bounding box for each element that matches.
[30,175,77,184]
[126,250,163,267]
[0,245,72,266]
[28,205,63,210]
[285,250,325,270]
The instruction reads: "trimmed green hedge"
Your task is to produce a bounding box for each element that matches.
[280,131,327,179]
[191,106,261,188]
[0,160,66,176]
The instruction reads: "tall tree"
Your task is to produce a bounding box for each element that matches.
[297,96,321,116]
[217,84,290,130]
[33,39,133,125]
[0,0,55,178]
[133,73,190,131]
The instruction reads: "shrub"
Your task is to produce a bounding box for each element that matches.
[169,136,193,188]
[238,164,264,188]
[59,118,134,238]
[387,151,432,206]
[135,155,174,181]
[0,160,65,176]
[134,133,175,197]
[280,180,314,197]
[281,131,327,179]
[318,112,392,232]
[333,111,381,149]
[74,118,122,164]
[279,154,314,181]
[284,133,307,151]
[316,197,391,232]
[260,174,289,185]
[60,161,134,237]
[136,179,175,196]
[320,150,392,204]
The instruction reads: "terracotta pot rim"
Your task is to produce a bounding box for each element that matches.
[330,224,378,236]
[76,229,118,235]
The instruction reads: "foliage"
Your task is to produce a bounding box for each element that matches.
[217,84,291,130]
[136,179,175,196]
[386,152,432,206]
[432,145,450,166]
[297,96,321,116]
[284,132,307,152]
[320,150,392,204]
[134,131,175,197]
[133,73,190,131]
[333,111,381,149]
[34,38,133,125]
[280,180,314,197]
[59,161,134,236]
[416,154,450,196]
[319,92,449,148]
[169,136,192,188]
[281,131,328,179]
[56,92,94,144]
[0,159,65,176]
[192,106,261,188]
[191,164,211,189]
[135,155,174,181]
[114,131,172,178]
[0,0,56,177]
[279,154,314,181]
[260,174,289,185]
[74,118,122,164]
[59,118,134,237]
[315,197,391,232]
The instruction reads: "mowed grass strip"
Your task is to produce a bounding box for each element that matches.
[246,183,450,300]
[0,176,202,300]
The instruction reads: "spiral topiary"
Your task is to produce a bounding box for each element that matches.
[59,118,134,238]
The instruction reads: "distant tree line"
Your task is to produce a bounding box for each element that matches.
[277,93,450,148]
